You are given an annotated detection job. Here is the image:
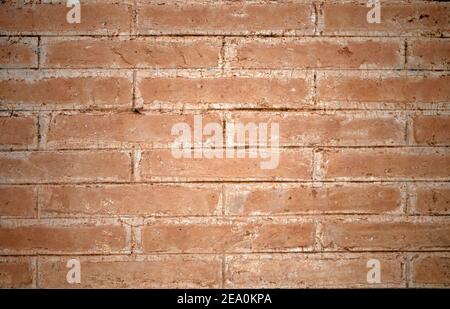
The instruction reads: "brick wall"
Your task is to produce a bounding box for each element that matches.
[0,0,449,288]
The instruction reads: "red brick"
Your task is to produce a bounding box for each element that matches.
[137,2,313,35]
[41,37,221,69]
[140,149,312,181]
[229,112,406,146]
[232,38,402,69]
[322,148,450,180]
[0,258,34,288]
[0,37,37,68]
[408,39,450,70]
[0,115,37,148]
[411,254,450,287]
[137,76,312,109]
[413,184,450,215]
[318,73,450,104]
[322,3,449,36]
[225,184,401,215]
[39,184,221,217]
[0,186,35,217]
[39,255,221,288]
[0,71,132,110]
[413,115,450,145]
[322,219,450,251]
[225,254,404,288]
[0,2,132,35]
[46,112,222,149]
[0,223,128,254]
[142,220,314,253]
[0,151,131,184]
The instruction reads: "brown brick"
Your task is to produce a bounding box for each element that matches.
[39,255,221,288]
[137,76,312,109]
[225,184,401,215]
[408,39,450,70]
[0,223,128,254]
[317,73,450,104]
[0,258,34,288]
[0,2,132,35]
[412,254,450,287]
[414,184,450,215]
[0,71,132,110]
[322,148,450,180]
[322,3,449,36]
[0,151,131,184]
[229,112,406,146]
[140,149,312,181]
[225,254,404,288]
[232,38,402,69]
[413,115,450,145]
[39,184,221,217]
[137,2,313,35]
[41,37,221,69]
[0,186,35,217]
[46,112,222,149]
[0,115,37,149]
[142,220,314,253]
[322,219,450,251]
[0,37,37,68]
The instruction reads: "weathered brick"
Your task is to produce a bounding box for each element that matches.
[0,186,35,217]
[413,115,450,145]
[46,112,222,149]
[408,39,450,70]
[0,151,131,184]
[225,184,401,215]
[225,254,404,288]
[38,255,221,288]
[0,37,37,68]
[413,184,450,215]
[322,3,449,36]
[0,2,133,35]
[142,220,315,253]
[322,219,450,251]
[317,72,450,105]
[322,148,450,180]
[140,149,312,181]
[137,75,312,109]
[228,112,406,146]
[0,258,34,288]
[411,254,450,287]
[137,2,314,35]
[41,37,221,69]
[0,71,132,110]
[0,223,128,254]
[0,115,37,149]
[39,184,221,217]
[232,38,402,69]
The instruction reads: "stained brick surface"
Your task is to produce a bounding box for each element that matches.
[0,0,449,288]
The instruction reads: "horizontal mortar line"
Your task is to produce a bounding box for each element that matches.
[4,34,450,40]
[4,67,450,73]
[2,250,450,258]
[2,108,450,113]
[1,33,449,39]
[1,180,449,186]
[1,145,449,152]
[8,251,450,259]
[5,110,450,116]
[32,213,450,220]
[5,180,449,186]
[3,214,449,221]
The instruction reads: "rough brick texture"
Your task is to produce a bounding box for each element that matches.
[0,0,449,289]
